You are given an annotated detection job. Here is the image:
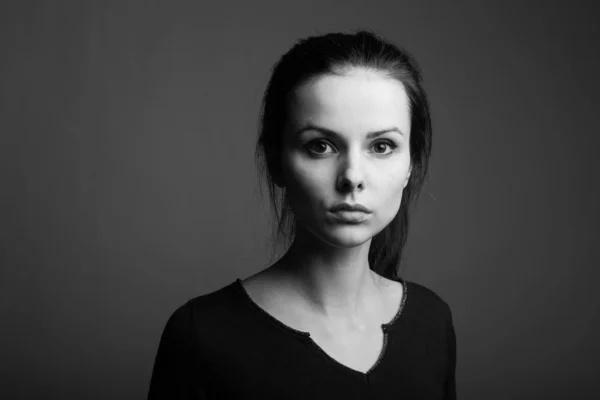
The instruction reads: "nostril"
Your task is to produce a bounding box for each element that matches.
[337,176,364,192]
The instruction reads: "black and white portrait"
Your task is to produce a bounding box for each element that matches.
[1,1,598,399]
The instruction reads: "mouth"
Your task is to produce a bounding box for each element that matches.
[329,203,372,213]
[327,203,372,223]
[328,210,371,223]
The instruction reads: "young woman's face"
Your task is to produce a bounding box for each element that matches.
[281,68,412,248]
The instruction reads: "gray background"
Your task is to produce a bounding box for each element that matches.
[1,1,599,399]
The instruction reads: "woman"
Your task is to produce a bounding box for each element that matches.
[148,30,456,399]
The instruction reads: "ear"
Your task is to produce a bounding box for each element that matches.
[266,149,286,188]
[271,168,286,188]
[274,176,286,188]
[403,166,412,188]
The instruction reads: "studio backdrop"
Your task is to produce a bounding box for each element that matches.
[1,1,599,399]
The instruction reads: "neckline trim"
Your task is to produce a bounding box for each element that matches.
[233,277,409,337]
[234,278,311,337]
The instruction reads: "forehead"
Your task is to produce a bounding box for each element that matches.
[286,68,411,135]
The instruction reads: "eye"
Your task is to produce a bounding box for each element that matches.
[305,140,336,155]
[371,140,398,155]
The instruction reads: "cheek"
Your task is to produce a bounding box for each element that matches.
[373,161,410,209]
[283,154,333,207]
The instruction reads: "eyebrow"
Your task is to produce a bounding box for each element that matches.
[293,124,405,139]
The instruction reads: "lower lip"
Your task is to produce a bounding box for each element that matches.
[329,211,370,223]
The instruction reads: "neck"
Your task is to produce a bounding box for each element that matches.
[275,226,381,319]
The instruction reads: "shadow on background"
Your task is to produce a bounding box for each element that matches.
[1,1,599,399]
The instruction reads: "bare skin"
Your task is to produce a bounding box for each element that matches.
[243,68,410,373]
[241,243,404,374]
[242,255,403,373]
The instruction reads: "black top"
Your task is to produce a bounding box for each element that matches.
[147,278,457,399]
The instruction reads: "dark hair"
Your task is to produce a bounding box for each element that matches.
[255,30,432,280]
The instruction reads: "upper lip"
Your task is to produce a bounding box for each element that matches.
[330,203,372,213]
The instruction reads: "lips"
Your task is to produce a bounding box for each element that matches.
[328,203,372,224]
[329,203,372,213]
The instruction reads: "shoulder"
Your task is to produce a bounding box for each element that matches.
[404,280,453,324]
[160,280,243,341]
[185,280,241,316]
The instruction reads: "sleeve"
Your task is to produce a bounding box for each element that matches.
[147,303,206,400]
[444,303,457,400]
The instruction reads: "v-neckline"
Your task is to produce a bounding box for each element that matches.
[234,277,409,380]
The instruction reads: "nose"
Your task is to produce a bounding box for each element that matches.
[336,151,365,193]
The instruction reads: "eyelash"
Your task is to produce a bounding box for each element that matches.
[305,139,398,156]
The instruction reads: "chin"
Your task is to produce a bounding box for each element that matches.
[311,224,376,249]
